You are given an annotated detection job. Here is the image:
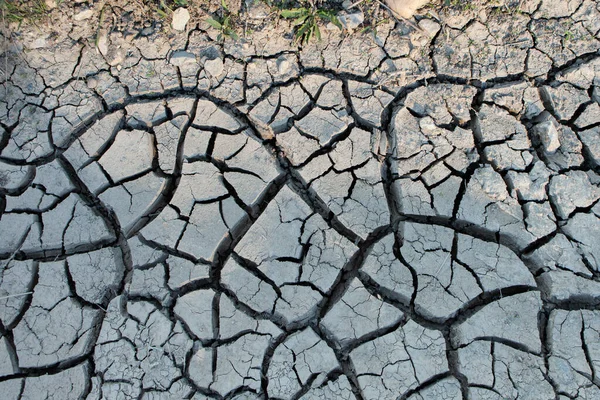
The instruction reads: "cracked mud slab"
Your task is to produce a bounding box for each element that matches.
[2,1,600,398]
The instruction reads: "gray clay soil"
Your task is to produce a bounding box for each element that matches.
[1,0,600,398]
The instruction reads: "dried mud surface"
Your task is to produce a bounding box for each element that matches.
[2,0,600,399]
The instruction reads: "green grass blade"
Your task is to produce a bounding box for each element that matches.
[206,17,223,29]
[281,8,307,18]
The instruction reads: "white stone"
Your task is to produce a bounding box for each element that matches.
[172,8,190,31]
[385,0,429,18]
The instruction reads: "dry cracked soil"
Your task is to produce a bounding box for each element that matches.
[1,0,600,399]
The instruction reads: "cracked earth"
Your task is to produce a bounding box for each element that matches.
[2,0,600,398]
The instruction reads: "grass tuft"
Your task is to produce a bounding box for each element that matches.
[280,5,342,45]
[0,0,49,24]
